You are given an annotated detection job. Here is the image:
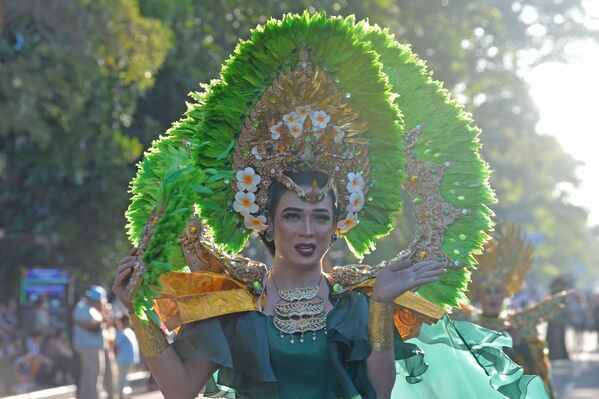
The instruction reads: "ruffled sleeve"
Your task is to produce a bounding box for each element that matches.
[326,290,430,398]
[172,311,278,395]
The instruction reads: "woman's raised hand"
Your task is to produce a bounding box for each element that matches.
[112,247,139,313]
[372,257,446,304]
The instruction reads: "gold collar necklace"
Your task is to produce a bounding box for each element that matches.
[270,273,327,344]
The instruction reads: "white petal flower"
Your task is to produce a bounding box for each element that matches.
[233,191,259,215]
[295,105,312,122]
[270,122,284,139]
[251,146,262,160]
[310,110,330,131]
[235,167,261,192]
[346,172,365,193]
[287,122,303,139]
[346,191,365,213]
[337,213,359,233]
[332,125,345,144]
[283,112,301,126]
[244,214,268,232]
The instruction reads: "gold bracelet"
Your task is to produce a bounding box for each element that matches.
[130,313,169,358]
[368,300,394,351]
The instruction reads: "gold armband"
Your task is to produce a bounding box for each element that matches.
[130,313,169,358]
[368,300,394,351]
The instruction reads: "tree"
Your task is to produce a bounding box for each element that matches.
[0,0,171,293]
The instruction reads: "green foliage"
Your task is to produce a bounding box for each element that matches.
[0,0,171,289]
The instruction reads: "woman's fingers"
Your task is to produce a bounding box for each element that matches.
[116,260,136,274]
[118,255,137,265]
[417,269,446,279]
[412,261,445,273]
[387,257,412,271]
[414,276,442,285]
[117,264,134,278]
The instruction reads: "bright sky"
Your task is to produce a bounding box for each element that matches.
[526,39,599,227]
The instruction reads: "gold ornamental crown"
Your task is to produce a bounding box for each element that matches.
[231,48,370,234]
[469,223,533,298]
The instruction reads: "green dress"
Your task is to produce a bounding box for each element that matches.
[173,291,549,399]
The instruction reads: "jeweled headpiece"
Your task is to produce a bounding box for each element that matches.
[469,223,533,298]
[126,13,496,315]
[232,48,369,234]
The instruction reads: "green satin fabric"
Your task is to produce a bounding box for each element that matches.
[173,291,549,399]
[266,317,336,398]
[394,318,550,399]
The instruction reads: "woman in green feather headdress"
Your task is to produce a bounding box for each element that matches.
[113,13,550,399]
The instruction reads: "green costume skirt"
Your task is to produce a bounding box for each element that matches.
[173,291,549,399]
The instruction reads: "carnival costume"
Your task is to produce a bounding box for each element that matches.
[468,223,569,398]
[124,13,549,399]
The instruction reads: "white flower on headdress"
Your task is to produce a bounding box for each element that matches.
[283,111,301,126]
[332,126,345,144]
[270,122,284,140]
[346,191,365,213]
[295,105,312,122]
[310,110,330,131]
[337,213,359,233]
[287,122,303,139]
[244,214,268,232]
[233,191,259,215]
[251,146,262,160]
[346,172,365,193]
[236,167,261,192]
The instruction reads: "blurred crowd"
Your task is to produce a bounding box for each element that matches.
[0,286,140,398]
[2,282,599,398]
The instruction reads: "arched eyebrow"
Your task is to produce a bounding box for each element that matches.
[281,207,330,214]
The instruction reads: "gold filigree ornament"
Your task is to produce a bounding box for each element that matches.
[402,125,467,267]
[469,223,533,298]
[272,278,327,344]
[232,48,370,235]
[178,217,267,294]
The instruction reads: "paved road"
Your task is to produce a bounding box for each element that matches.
[133,329,599,399]
[551,329,599,399]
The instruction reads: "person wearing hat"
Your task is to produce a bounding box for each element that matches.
[72,285,107,399]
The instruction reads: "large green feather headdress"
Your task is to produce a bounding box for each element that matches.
[126,13,494,316]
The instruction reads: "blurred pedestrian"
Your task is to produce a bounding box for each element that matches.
[114,314,139,399]
[103,302,117,399]
[42,331,76,385]
[29,297,52,336]
[546,276,570,360]
[72,285,107,399]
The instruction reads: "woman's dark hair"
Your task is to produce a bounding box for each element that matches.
[260,171,336,256]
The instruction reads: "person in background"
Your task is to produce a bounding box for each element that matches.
[546,276,571,360]
[42,331,76,385]
[103,302,117,399]
[30,297,52,336]
[72,285,107,399]
[114,314,139,399]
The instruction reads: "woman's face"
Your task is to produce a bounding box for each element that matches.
[479,286,507,317]
[271,186,336,270]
